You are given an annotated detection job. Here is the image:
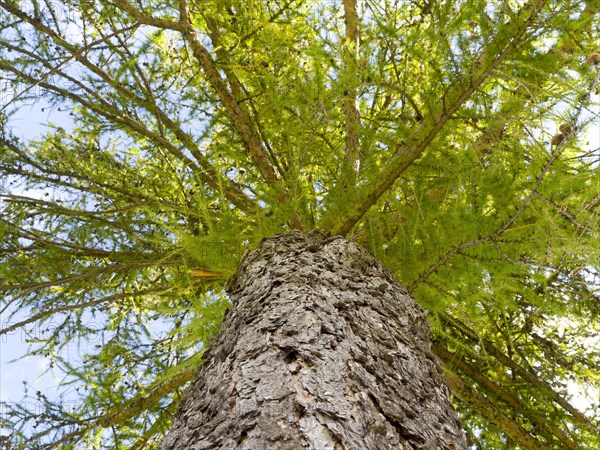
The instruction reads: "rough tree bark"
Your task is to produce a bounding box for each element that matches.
[158,231,468,449]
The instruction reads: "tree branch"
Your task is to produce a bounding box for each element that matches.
[443,369,545,450]
[0,3,256,213]
[434,343,577,449]
[177,4,301,226]
[341,0,361,189]
[440,313,597,433]
[407,62,600,290]
[1,286,170,335]
[324,0,548,235]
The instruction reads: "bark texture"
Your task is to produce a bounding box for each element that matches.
[158,231,468,449]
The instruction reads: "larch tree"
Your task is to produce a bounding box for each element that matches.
[0,0,598,449]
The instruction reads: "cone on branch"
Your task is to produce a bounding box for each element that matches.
[586,52,600,65]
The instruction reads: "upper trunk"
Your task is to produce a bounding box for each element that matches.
[158,231,468,449]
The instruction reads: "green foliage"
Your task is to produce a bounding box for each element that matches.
[0,0,599,448]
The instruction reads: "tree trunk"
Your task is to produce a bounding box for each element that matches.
[158,231,468,449]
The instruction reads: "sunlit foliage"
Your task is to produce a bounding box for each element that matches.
[0,0,598,448]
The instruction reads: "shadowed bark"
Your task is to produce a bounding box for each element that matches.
[158,231,467,449]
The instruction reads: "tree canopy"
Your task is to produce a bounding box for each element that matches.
[0,0,598,448]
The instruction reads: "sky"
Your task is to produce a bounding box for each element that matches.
[0,100,77,427]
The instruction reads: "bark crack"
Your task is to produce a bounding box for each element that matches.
[368,392,426,447]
